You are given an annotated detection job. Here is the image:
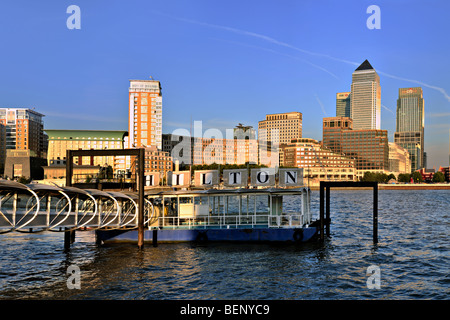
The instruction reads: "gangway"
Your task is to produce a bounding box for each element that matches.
[0,179,150,235]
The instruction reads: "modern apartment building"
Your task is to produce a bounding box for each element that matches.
[323,117,389,176]
[281,138,356,183]
[350,60,381,130]
[394,87,424,172]
[258,112,302,145]
[336,92,351,118]
[129,79,163,150]
[0,108,47,158]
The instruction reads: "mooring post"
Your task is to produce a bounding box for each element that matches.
[326,186,330,236]
[138,148,145,250]
[65,150,73,187]
[152,229,158,247]
[373,182,378,244]
[64,229,71,250]
[319,182,324,241]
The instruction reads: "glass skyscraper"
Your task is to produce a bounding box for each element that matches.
[336,92,351,118]
[394,87,424,172]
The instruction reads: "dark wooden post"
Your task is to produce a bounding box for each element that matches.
[319,182,324,241]
[138,148,145,250]
[152,229,158,247]
[373,182,378,244]
[326,186,330,236]
[66,150,73,187]
[64,228,72,250]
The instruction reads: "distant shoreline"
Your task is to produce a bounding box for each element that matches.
[309,183,450,190]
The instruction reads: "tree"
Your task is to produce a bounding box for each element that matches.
[412,171,423,183]
[432,171,445,183]
[387,173,396,181]
[397,173,411,183]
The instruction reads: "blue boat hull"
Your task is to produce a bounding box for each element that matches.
[96,227,317,244]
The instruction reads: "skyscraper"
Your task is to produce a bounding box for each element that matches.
[350,60,381,130]
[128,79,163,150]
[336,92,351,118]
[394,87,424,172]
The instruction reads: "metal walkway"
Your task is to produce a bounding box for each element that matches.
[0,179,153,234]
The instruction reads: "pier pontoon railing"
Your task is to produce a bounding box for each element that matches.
[0,179,151,233]
[157,213,306,229]
[146,187,311,230]
[0,180,40,233]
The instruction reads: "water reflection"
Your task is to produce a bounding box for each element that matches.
[0,189,448,299]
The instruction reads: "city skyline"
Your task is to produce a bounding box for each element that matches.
[0,1,449,168]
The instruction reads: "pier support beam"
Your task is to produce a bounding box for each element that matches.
[373,183,378,244]
[64,229,75,250]
[152,229,158,247]
[137,147,145,250]
[319,181,379,244]
[66,148,147,250]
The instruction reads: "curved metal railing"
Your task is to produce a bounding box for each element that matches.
[0,179,152,234]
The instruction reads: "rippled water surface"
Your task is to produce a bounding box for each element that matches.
[0,190,448,300]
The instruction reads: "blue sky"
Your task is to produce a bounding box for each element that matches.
[0,0,449,168]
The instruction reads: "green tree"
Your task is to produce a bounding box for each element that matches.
[412,171,423,183]
[432,171,445,183]
[397,173,411,183]
[387,173,396,181]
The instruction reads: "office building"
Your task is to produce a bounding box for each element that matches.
[394,87,424,172]
[258,112,302,145]
[336,92,351,118]
[144,145,173,174]
[350,60,381,130]
[323,117,389,176]
[281,138,356,183]
[162,134,258,166]
[129,79,163,150]
[45,129,128,172]
[388,142,411,176]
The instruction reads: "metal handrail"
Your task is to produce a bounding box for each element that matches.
[157,213,306,229]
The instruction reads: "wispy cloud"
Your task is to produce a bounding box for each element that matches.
[153,11,343,80]
[315,94,327,116]
[376,71,450,104]
[154,11,450,104]
[212,38,340,80]
[381,104,395,115]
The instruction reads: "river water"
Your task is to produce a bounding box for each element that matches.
[0,189,448,300]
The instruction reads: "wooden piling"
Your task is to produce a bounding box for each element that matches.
[137,148,145,250]
[326,186,330,236]
[64,229,72,250]
[319,181,379,244]
[319,184,324,241]
[152,229,158,247]
[373,183,378,244]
